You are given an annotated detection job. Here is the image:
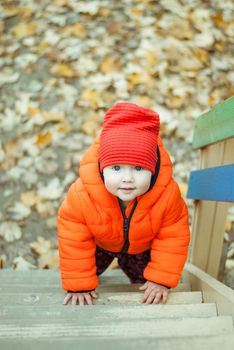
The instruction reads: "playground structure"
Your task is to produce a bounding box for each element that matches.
[0,96,234,349]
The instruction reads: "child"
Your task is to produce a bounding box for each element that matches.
[58,102,190,306]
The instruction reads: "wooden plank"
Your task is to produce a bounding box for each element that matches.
[0,282,191,294]
[0,269,130,285]
[1,335,234,350]
[0,303,217,320]
[206,138,234,276]
[0,316,233,338]
[187,164,234,202]
[0,291,203,306]
[185,263,234,318]
[192,96,234,149]
[188,141,231,276]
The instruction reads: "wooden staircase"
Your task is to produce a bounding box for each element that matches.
[0,266,234,349]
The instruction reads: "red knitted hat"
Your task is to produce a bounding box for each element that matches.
[99,102,160,174]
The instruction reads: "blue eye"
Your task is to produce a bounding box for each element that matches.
[135,166,142,171]
[113,165,120,171]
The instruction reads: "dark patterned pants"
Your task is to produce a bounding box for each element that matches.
[95,245,151,283]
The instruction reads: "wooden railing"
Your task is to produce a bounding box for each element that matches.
[187,96,234,279]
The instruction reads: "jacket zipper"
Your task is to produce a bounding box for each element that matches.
[118,198,138,253]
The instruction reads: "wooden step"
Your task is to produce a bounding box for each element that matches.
[1,335,234,350]
[0,282,191,293]
[0,269,187,286]
[0,316,233,338]
[0,291,202,306]
[0,303,217,319]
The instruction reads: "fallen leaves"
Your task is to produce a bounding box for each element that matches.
[30,236,59,269]
[0,0,233,281]
[0,222,22,242]
[11,22,37,38]
[50,63,79,78]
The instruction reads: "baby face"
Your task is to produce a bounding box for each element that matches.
[103,164,152,206]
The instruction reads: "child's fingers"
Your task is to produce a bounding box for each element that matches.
[139,282,147,290]
[141,287,153,303]
[153,292,163,304]
[72,294,79,305]
[145,290,157,305]
[161,291,168,304]
[78,294,85,306]
[91,291,98,298]
[84,293,93,305]
[62,293,72,305]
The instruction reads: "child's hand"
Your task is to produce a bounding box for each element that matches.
[62,291,98,306]
[139,281,169,304]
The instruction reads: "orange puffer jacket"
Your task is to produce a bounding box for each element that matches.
[58,137,190,292]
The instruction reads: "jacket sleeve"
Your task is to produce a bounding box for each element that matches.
[57,181,98,292]
[144,181,190,288]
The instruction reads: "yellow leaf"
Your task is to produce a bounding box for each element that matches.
[50,63,77,77]
[30,236,51,256]
[102,90,117,104]
[208,90,221,107]
[36,131,52,147]
[64,23,87,39]
[136,96,153,108]
[225,221,232,233]
[127,73,146,85]
[2,6,18,18]
[100,56,121,73]
[21,191,42,208]
[38,250,59,269]
[130,8,144,16]
[81,89,101,108]
[193,48,208,64]
[19,6,35,20]
[215,40,226,53]
[80,120,100,136]
[166,96,184,109]
[99,8,111,17]
[41,111,65,122]
[53,0,70,6]
[27,106,40,117]
[212,14,228,29]
[56,120,71,134]
[127,73,154,91]
[145,52,160,67]
[33,40,49,55]
[11,21,37,38]
[178,183,188,197]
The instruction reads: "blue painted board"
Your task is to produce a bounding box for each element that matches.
[187,164,234,202]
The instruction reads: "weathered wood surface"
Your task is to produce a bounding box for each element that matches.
[188,139,234,277]
[0,303,217,319]
[0,316,233,338]
[0,291,202,306]
[1,335,234,350]
[1,269,130,285]
[192,95,234,149]
[185,263,234,317]
[0,282,191,293]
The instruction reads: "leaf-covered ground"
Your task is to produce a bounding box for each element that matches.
[0,0,233,287]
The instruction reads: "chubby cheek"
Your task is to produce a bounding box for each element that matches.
[136,174,152,193]
[103,175,120,195]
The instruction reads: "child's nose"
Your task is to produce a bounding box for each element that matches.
[122,169,134,182]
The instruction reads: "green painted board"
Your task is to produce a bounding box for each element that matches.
[192,96,234,149]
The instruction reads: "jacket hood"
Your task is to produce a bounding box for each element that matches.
[79,137,173,212]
